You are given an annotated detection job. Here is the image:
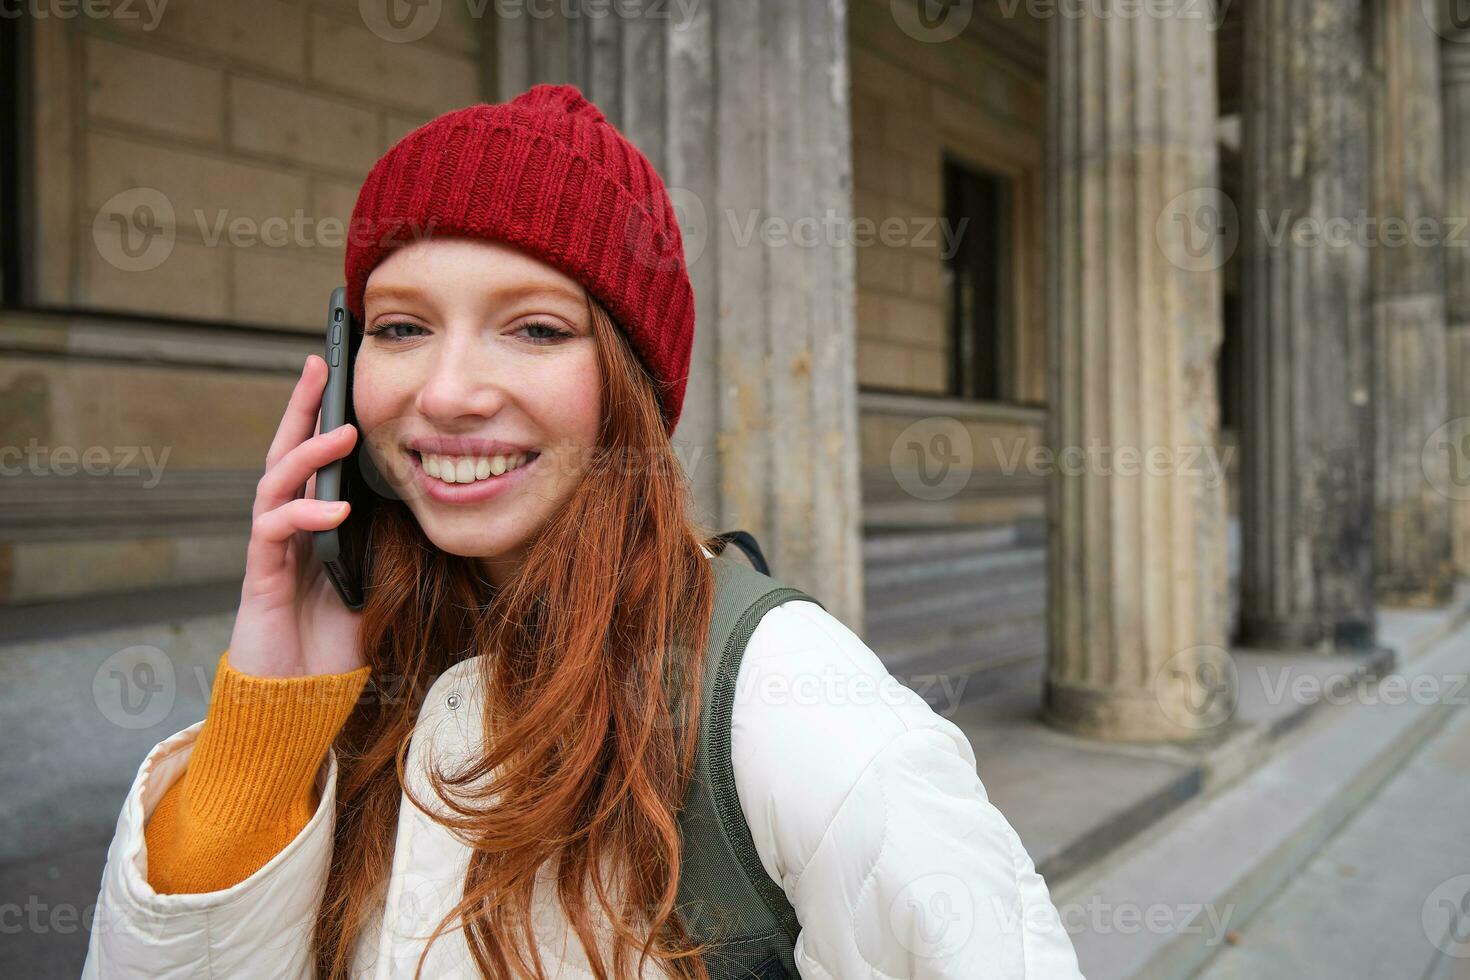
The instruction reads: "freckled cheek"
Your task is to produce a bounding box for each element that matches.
[535,359,602,446]
[350,361,419,438]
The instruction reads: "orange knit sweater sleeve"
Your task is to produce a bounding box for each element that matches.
[143,649,372,894]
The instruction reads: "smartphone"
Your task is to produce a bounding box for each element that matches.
[311,287,368,610]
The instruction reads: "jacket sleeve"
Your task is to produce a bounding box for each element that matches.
[81,652,370,979]
[731,600,1085,980]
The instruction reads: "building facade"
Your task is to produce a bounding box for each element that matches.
[2,0,1465,744]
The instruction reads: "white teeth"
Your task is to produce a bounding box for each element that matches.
[418,452,531,484]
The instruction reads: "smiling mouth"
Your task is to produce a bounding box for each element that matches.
[409,449,542,485]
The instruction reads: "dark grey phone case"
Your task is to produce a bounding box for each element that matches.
[311,286,364,610]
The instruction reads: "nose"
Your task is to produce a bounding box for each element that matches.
[414,330,508,423]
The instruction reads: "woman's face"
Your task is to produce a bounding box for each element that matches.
[354,236,602,588]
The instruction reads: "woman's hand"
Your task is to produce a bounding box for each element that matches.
[226,354,365,678]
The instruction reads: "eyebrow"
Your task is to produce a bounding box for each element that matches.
[363,280,585,312]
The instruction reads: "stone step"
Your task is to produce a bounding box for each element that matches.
[862,518,1045,568]
[1051,585,1470,980]
[863,544,1046,595]
[866,578,1047,648]
[871,611,1047,676]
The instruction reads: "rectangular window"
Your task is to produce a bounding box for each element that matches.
[943,156,1012,402]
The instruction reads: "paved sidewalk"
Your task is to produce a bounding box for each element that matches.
[1191,701,1470,979]
[0,601,236,978]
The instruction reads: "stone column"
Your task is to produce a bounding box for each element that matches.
[1368,0,1455,606]
[1042,7,1232,741]
[1236,0,1378,651]
[1442,24,1470,577]
[495,0,864,627]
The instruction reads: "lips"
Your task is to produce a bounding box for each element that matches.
[405,447,541,505]
[411,449,540,485]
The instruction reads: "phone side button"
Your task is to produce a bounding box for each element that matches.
[332,323,342,345]
[330,347,340,367]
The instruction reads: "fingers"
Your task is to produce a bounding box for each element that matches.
[254,497,350,545]
[244,497,351,579]
[265,355,328,473]
[256,422,359,516]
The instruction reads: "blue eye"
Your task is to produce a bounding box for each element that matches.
[520,321,574,344]
[364,321,423,340]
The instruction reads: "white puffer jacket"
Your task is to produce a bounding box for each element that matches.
[82,593,1084,978]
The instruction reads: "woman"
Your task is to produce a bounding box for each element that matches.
[82,84,1082,979]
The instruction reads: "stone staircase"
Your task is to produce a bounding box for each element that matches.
[862,517,1049,711]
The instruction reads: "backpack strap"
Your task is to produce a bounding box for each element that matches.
[707,529,771,575]
[674,551,827,980]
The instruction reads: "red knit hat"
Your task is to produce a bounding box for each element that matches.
[344,83,696,435]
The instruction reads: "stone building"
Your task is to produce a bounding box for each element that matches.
[1,0,1465,748]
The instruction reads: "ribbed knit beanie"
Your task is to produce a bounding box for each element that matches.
[343,83,696,436]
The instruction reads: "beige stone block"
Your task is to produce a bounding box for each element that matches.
[0,355,295,470]
[4,533,248,602]
[883,294,945,348]
[854,141,889,197]
[882,104,935,162]
[856,241,908,294]
[86,132,310,239]
[172,532,249,583]
[7,538,173,602]
[81,231,229,320]
[84,37,224,144]
[909,348,947,393]
[879,151,913,203]
[232,248,342,331]
[856,289,885,341]
[309,14,481,117]
[310,179,362,229]
[852,95,886,150]
[858,412,890,469]
[857,337,911,390]
[229,76,379,176]
[932,87,1042,167]
[906,156,942,214]
[103,0,307,79]
[850,44,925,108]
[853,187,888,226]
[909,250,946,303]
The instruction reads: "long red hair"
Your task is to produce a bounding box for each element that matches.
[312,292,720,979]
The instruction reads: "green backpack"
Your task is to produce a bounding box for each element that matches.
[672,532,826,980]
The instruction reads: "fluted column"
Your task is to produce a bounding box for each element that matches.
[495,0,864,627]
[1042,7,1232,741]
[1442,25,1470,576]
[1236,0,1377,651]
[1369,0,1455,606]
